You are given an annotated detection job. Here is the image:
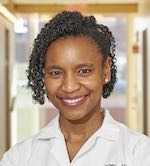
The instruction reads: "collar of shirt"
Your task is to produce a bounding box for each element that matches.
[36,110,120,141]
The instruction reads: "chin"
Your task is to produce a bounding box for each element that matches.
[60,110,93,124]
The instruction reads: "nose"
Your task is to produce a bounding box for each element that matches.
[61,73,80,93]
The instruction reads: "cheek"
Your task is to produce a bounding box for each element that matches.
[87,70,103,87]
[93,81,103,93]
[44,78,60,96]
[81,77,103,92]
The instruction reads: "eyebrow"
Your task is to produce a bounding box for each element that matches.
[46,65,63,70]
[76,63,94,68]
[46,63,94,70]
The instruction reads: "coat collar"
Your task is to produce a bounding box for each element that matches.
[37,110,120,141]
[95,110,120,141]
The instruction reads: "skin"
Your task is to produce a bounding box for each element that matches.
[44,36,111,161]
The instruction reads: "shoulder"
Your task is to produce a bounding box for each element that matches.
[116,120,150,147]
[0,131,41,166]
[104,110,150,165]
[0,136,33,166]
[0,115,59,166]
[116,120,150,165]
[104,110,150,147]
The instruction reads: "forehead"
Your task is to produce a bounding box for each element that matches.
[45,36,102,66]
[47,36,101,54]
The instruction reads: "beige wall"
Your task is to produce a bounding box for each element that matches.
[0,14,15,158]
[126,14,139,131]
[147,23,150,135]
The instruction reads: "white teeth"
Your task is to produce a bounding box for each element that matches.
[63,96,84,104]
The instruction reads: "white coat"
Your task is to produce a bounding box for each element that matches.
[0,110,150,166]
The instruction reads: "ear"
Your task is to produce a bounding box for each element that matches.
[103,56,111,84]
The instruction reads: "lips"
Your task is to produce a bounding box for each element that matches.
[58,94,90,107]
[63,96,84,103]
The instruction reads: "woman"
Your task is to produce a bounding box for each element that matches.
[0,11,150,166]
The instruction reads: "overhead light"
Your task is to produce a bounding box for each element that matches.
[0,4,17,23]
[14,18,28,34]
[134,17,147,31]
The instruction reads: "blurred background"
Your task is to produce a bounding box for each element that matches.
[0,0,150,158]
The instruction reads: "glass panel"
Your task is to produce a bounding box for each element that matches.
[98,14,127,124]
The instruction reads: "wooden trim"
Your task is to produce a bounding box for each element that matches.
[4,3,138,13]
[87,4,138,13]
[0,13,15,24]
[143,29,148,135]
[8,0,15,9]
[5,28,10,149]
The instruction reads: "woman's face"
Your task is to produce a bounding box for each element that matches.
[44,36,111,122]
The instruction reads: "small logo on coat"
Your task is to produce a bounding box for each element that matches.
[105,164,127,166]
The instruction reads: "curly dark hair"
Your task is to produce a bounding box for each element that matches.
[27,10,117,105]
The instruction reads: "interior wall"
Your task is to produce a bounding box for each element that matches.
[146,22,150,135]
[11,14,40,145]
[138,0,150,137]
[0,14,7,158]
[134,0,150,135]
[0,14,15,158]
[126,14,139,131]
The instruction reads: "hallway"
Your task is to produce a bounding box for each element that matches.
[0,0,150,158]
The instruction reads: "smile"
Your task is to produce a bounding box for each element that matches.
[59,94,90,106]
[63,96,84,104]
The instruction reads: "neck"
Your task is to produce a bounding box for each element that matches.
[59,109,104,141]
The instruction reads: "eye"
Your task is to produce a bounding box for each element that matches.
[78,69,92,75]
[48,71,63,77]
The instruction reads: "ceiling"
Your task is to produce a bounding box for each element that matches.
[0,0,144,14]
[0,0,141,5]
